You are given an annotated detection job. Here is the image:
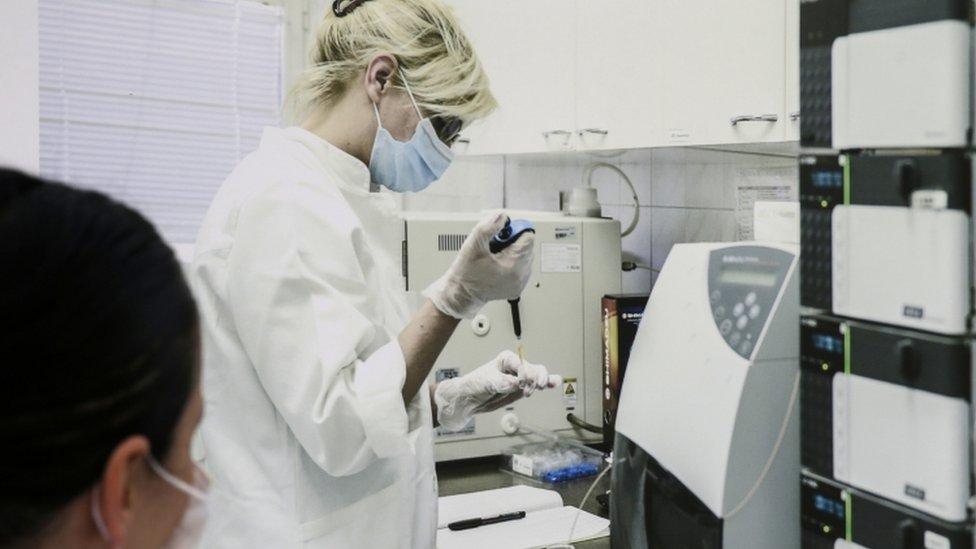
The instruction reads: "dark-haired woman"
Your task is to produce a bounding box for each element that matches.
[0,168,205,548]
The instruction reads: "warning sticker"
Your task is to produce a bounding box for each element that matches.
[541,244,582,273]
[562,377,578,409]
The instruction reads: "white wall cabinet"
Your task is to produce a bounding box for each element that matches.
[653,0,787,147]
[574,0,658,151]
[448,0,797,154]
[449,0,577,155]
[0,0,39,173]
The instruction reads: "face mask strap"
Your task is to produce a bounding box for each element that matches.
[371,101,383,127]
[399,76,424,120]
[371,73,424,134]
[147,455,208,501]
[90,488,112,542]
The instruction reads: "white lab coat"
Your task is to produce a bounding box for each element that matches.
[191,127,437,548]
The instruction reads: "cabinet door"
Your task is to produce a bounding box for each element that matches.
[654,0,787,146]
[575,0,659,150]
[448,0,577,155]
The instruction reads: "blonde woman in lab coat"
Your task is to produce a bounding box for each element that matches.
[191,0,558,547]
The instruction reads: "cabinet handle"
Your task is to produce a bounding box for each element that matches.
[454,138,471,145]
[578,128,609,136]
[542,129,574,138]
[789,111,800,121]
[729,114,779,126]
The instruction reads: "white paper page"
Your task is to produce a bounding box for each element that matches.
[438,486,563,529]
[437,506,610,549]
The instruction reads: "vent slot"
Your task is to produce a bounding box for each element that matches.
[438,234,467,251]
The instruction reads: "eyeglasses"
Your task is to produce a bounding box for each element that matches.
[332,0,373,17]
[432,116,464,146]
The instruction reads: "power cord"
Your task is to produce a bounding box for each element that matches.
[583,162,640,237]
[566,413,603,434]
[621,261,653,273]
[556,457,624,548]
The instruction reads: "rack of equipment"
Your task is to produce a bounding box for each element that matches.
[799,0,975,545]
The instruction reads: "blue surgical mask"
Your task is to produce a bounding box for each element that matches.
[368,78,454,193]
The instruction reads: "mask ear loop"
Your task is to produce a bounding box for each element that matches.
[372,73,424,130]
[371,101,384,128]
[147,455,208,501]
[90,488,112,542]
[399,76,425,120]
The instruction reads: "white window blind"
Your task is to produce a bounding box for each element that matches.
[39,0,284,244]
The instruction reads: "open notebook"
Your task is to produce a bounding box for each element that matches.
[437,486,610,549]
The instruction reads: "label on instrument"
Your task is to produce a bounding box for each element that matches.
[924,531,951,549]
[511,454,534,477]
[563,377,578,409]
[911,189,948,210]
[541,244,581,273]
[554,226,577,240]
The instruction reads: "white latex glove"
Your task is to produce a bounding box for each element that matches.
[424,212,534,319]
[434,351,562,432]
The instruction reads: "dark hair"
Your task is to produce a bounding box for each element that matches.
[0,169,198,545]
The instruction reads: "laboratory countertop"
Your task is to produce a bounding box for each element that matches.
[436,457,612,549]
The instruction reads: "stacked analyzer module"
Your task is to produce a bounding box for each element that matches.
[798,1,976,547]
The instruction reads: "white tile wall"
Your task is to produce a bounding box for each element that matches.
[402,146,798,295]
[401,156,505,212]
[605,203,653,294]
[647,148,796,276]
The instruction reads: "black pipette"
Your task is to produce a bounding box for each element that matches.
[489,217,536,358]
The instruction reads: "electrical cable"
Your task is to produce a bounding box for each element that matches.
[583,162,640,237]
[566,413,603,434]
[560,457,623,547]
[722,371,801,519]
[567,464,611,544]
[621,261,654,273]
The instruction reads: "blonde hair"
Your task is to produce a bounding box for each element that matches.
[294,0,497,124]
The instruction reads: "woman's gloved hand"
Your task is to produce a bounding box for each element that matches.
[424,212,534,319]
[434,351,561,432]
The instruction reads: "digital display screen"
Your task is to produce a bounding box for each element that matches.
[814,495,845,520]
[811,170,843,189]
[717,269,779,287]
[811,334,843,355]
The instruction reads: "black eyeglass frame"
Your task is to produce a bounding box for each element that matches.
[431,116,464,147]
